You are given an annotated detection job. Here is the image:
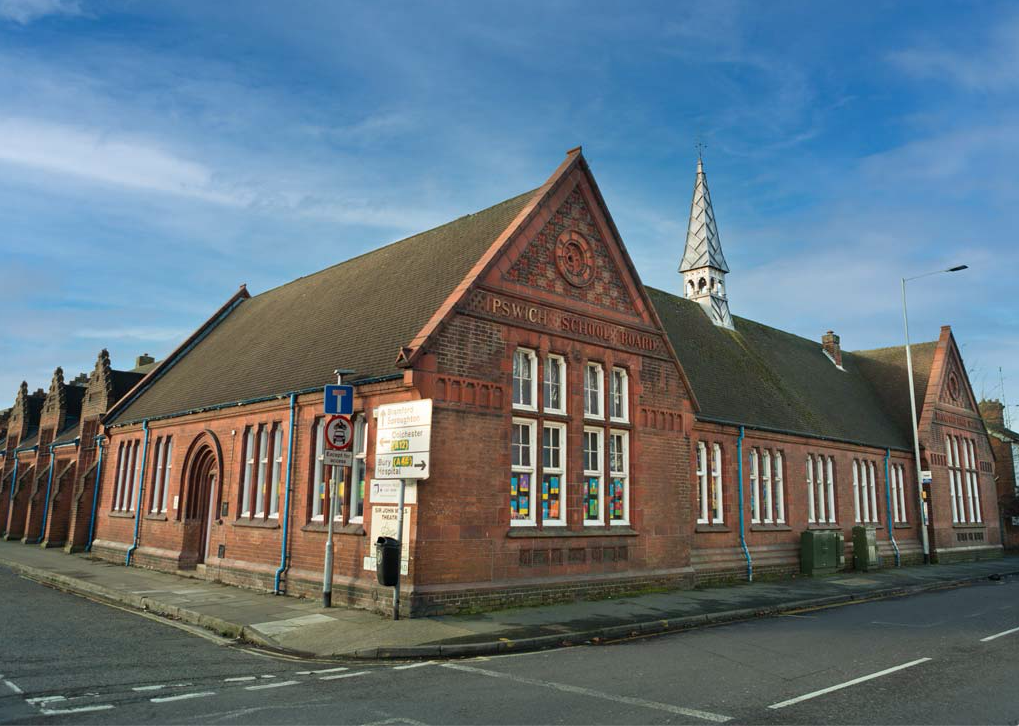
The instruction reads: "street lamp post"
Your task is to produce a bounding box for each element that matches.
[902,264,967,564]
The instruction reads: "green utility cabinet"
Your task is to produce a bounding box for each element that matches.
[800,530,844,576]
[852,525,881,571]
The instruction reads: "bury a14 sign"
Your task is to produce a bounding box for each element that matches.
[323,414,354,467]
[374,400,431,480]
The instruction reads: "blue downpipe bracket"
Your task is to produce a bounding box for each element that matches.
[737,426,753,582]
[274,393,298,594]
[885,448,901,567]
[86,435,105,552]
[125,421,150,566]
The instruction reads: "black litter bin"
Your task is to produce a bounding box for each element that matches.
[376,536,401,586]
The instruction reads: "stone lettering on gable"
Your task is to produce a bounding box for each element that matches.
[467,289,664,355]
[504,187,635,315]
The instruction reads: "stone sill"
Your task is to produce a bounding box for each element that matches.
[893,523,913,530]
[507,526,638,539]
[144,514,168,522]
[301,522,366,536]
[750,524,792,532]
[231,518,280,530]
[108,511,135,519]
[695,524,731,533]
[952,523,986,530]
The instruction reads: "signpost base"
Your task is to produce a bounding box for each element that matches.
[392,479,406,621]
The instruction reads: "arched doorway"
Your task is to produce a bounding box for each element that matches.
[182,442,219,566]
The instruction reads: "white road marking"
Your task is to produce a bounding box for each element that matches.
[3,679,24,694]
[223,676,257,682]
[151,691,216,703]
[362,718,429,726]
[871,620,943,629]
[245,680,299,690]
[320,671,371,681]
[131,685,165,691]
[312,666,349,674]
[768,658,932,709]
[40,704,115,716]
[980,626,1019,642]
[441,663,731,723]
[27,696,66,704]
[393,661,434,670]
[296,671,313,675]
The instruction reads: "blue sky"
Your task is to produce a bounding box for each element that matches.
[1,0,1017,420]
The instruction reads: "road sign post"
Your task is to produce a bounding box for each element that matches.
[322,370,355,608]
[374,400,431,620]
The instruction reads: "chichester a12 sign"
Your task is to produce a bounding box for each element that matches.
[324,414,354,467]
[374,400,431,480]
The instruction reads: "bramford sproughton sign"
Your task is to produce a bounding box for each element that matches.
[374,399,432,480]
[468,289,664,355]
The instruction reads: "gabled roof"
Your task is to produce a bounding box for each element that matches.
[647,287,911,449]
[986,423,1019,443]
[17,430,39,451]
[110,370,146,402]
[53,421,81,446]
[853,341,937,440]
[108,188,537,425]
[679,158,729,274]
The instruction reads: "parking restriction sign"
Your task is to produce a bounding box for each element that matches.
[324,415,354,466]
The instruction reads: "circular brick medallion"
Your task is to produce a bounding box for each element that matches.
[555,230,595,287]
[948,371,961,401]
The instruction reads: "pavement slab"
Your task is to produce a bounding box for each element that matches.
[0,540,1016,660]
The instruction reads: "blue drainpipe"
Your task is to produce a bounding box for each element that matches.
[737,426,753,582]
[6,445,37,536]
[86,435,105,553]
[884,448,901,567]
[274,393,298,594]
[5,455,21,536]
[125,421,150,566]
[32,439,79,545]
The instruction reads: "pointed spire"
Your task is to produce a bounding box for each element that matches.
[679,155,734,330]
[679,158,729,274]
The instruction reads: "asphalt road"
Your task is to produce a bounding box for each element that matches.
[1,566,1017,725]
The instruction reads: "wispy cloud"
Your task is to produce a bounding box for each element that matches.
[0,0,81,25]
[0,117,247,205]
[73,327,190,342]
[888,14,1019,92]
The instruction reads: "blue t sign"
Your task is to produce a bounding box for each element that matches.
[324,384,354,415]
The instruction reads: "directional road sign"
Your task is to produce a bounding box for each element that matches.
[374,400,431,480]
[324,414,354,467]
[324,384,354,415]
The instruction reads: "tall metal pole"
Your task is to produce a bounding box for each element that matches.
[393,479,406,620]
[322,370,344,609]
[902,277,932,564]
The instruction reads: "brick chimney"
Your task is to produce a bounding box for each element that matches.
[135,353,155,369]
[821,330,842,367]
[979,399,1005,427]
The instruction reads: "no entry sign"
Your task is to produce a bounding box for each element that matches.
[324,414,354,467]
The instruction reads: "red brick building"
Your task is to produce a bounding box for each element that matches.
[7,148,1004,615]
[979,400,1019,550]
[1,353,148,551]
